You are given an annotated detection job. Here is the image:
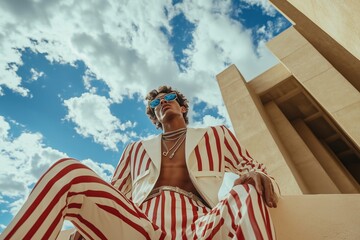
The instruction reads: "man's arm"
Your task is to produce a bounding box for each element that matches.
[220,125,278,208]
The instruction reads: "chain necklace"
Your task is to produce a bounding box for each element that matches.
[162,128,187,159]
[162,127,187,139]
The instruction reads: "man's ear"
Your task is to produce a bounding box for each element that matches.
[181,106,187,113]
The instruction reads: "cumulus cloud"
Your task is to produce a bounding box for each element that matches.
[190,114,227,128]
[239,0,277,16]
[0,116,10,139]
[256,17,290,42]
[159,0,279,126]
[0,116,116,217]
[0,117,68,198]
[178,0,278,79]
[0,196,8,205]
[0,0,174,98]
[0,0,284,127]
[63,93,137,151]
[29,68,44,81]
[81,159,115,182]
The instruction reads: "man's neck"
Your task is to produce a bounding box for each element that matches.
[162,121,187,133]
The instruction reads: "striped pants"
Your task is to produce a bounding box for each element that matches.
[1,158,275,240]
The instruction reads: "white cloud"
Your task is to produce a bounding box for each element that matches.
[161,0,279,124]
[81,159,115,182]
[0,0,283,125]
[64,93,137,151]
[0,116,10,139]
[0,116,117,217]
[256,17,289,43]
[29,68,44,81]
[190,114,227,128]
[0,42,29,97]
[0,127,68,198]
[239,0,277,16]
[178,0,278,80]
[0,0,176,98]
[7,198,26,217]
[0,196,8,205]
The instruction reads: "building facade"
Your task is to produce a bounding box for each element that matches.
[216,0,360,239]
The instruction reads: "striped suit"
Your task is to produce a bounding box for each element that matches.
[1,125,275,239]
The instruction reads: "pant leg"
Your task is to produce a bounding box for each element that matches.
[1,158,164,240]
[186,184,276,240]
[140,190,211,239]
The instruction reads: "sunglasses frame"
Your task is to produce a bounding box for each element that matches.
[149,92,178,109]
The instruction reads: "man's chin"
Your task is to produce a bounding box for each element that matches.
[161,111,178,122]
[161,108,172,115]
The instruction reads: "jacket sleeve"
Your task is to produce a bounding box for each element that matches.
[220,125,269,176]
[111,143,134,199]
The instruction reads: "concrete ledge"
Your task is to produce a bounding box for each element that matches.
[269,194,360,239]
[57,194,360,240]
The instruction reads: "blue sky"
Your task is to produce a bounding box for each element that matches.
[0,0,290,232]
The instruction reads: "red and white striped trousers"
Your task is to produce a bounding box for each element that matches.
[1,158,275,240]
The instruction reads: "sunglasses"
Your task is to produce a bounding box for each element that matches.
[149,92,177,108]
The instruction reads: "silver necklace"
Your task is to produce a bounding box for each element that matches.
[162,128,187,159]
[162,127,187,139]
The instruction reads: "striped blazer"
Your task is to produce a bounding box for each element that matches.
[111,125,268,208]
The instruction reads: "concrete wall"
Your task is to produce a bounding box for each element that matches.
[215,13,360,236]
[264,102,340,194]
[216,65,303,195]
[267,27,360,152]
[269,0,360,92]
[293,119,359,193]
[269,194,360,240]
[286,0,360,61]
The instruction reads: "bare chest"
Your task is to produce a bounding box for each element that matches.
[154,142,196,192]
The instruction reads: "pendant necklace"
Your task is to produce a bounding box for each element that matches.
[162,128,187,159]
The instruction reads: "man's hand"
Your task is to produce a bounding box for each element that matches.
[234,172,278,208]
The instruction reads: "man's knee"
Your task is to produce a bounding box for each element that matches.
[52,158,83,169]
[47,158,87,177]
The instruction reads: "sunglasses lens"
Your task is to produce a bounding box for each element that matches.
[150,99,160,108]
[164,93,177,101]
[150,93,177,108]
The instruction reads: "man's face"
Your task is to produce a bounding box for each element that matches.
[152,92,185,125]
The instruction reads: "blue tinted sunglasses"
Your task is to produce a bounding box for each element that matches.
[149,92,177,108]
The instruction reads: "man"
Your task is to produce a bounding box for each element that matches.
[1,86,278,240]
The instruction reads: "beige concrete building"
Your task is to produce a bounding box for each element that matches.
[216,0,360,239]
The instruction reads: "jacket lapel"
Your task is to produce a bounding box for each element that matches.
[141,127,209,169]
[141,134,162,170]
[185,127,208,163]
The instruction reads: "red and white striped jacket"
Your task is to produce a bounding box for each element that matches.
[111,125,268,208]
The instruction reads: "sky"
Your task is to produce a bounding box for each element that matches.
[0,0,291,232]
